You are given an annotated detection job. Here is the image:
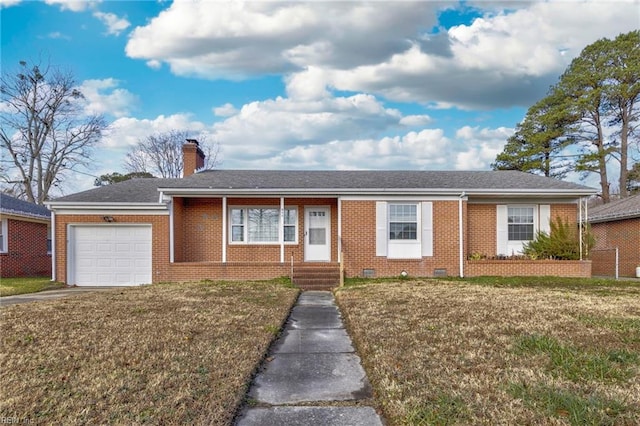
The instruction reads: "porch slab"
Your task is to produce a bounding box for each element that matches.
[287,305,343,329]
[272,329,354,354]
[236,406,383,426]
[248,353,372,404]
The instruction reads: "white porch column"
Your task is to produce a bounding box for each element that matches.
[169,197,174,263]
[280,197,285,263]
[337,197,342,261]
[50,211,56,281]
[222,196,227,263]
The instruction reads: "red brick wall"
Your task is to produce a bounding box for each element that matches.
[53,199,587,284]
[591,218,640,277]
[466,203,579,258]
[341,200,463,278]
[0,218,51,278]
[466,260,591,277]
[467,204,496,257]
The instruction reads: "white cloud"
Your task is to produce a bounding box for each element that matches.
[213,103,238,117]
[146,60,161,70]
[78,79,138,118]
[101,114,207,150]
[0,0,22,9]
[126,2,439,78]
[399,115,432,127]
[212,93,402,160]
[44,0,98,12]
[93,11,130,36]
[47,31,71,40]
[125,1,640,110]
[454,126,514,170]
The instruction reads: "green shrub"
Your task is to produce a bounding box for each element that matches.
[523,216,594,260]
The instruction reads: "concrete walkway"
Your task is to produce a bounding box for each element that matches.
[0,287,115,307]
[236,291,383,426]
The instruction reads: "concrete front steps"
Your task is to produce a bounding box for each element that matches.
[292,263,341,291]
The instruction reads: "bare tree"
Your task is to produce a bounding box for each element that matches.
[124,130,220,178]
[0,60,106,204]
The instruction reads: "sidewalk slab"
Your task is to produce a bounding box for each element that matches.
[272,329,354,354]
[296,291,336,306]
[288,305,343,329]
[237,406,383,426]
[249,353,372,404]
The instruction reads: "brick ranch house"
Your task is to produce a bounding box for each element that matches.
[0,193,52,278]
[588,193,640,278]
[46,141,596,287]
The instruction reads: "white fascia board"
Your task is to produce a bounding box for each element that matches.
[47,202,169,216]
[52,209,169,216]
[468,197,582,205]
[157,187,596,198]
[46,202,168,211]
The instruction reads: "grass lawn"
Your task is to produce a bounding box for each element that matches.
[337,277,640,425]
[0,277,66,296]
[0,281,298,425]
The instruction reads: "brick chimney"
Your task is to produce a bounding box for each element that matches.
[182,139,205,177]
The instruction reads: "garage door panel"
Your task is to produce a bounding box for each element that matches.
[72,225,152,286]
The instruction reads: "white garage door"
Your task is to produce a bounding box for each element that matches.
[71,225,152,286]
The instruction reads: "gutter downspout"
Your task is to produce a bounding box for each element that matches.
[459,192,465,278]
[168,195,174,263]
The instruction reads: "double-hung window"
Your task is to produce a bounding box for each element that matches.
[230,207,298,244]
[376,202,430,259]
[389,204,418,240]
[508,206,534,241]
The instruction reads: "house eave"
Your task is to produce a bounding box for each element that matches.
[45,202,167,211]
[157,187,596,198]
[588,212,640,223]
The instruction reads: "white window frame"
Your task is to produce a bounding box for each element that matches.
[229,206,298,245]
[388,204,418,241]
[497,204,547,256]
[0,218,7,253]
[508,206,535,242]
[377,201,431,259]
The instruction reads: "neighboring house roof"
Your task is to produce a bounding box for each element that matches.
[47,170,596,205]
[588,193,640,223]
[0,193,51,220]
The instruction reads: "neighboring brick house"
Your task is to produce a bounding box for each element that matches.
[588,194,640,278]
[46,141,596,287]
[0,193,52,278]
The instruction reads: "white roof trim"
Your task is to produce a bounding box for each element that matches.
[45,202,167,211]
[157,187,595,197]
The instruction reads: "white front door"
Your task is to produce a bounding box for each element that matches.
[304,207,331,261]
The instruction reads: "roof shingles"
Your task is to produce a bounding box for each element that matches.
[49,170,595,204]
[588,193,640,222]
[0,193,51,219]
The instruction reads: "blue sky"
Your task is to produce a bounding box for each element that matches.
[1,0,639,195]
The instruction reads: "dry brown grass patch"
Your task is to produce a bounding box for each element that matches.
[336,280,640,425]
[0,281,298,425]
